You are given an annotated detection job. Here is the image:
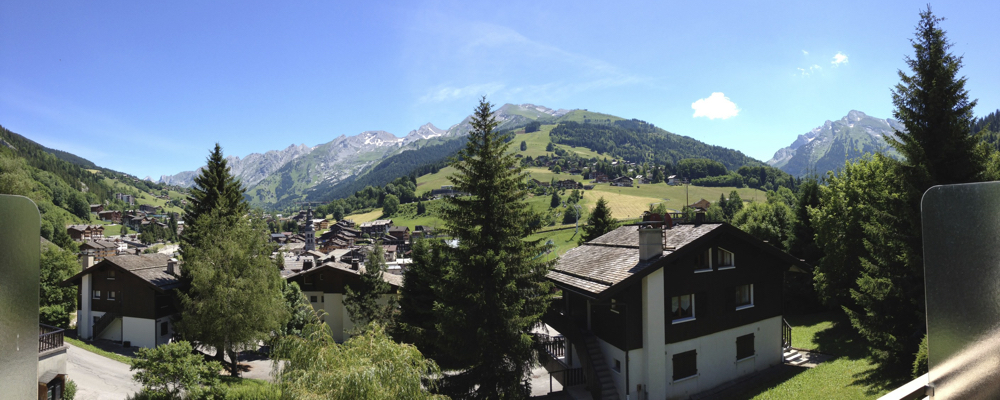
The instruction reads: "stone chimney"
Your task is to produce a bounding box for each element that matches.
[167,258,179,276]
[638,225,663,261]
[81,254,95,270]
[351,260,360,271]
[303,258,314,270]
[695,211,706,225]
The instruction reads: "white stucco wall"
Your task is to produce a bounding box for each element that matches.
[641,268,668,398]
[661,316,783,399]
[154,317,173,347]
[596,336,644,400]
[92,311,123,342]
[79,274,92,339]
[123,316,156,348]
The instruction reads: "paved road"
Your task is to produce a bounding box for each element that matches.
[67,344,140,400]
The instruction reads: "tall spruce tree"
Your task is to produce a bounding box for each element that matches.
[344,243,397,330]
[181,143,247,257]
[846,7,989,374]
[397,237,451,363]
[434,97,554,398]
[579,196,619,244]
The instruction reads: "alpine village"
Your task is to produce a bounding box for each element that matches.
[4,6,1000,400]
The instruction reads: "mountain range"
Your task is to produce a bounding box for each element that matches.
[158,105,910,209]
[767,110,905,177]
[159,104,570,208]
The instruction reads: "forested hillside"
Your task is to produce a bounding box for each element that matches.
[549,120,759,170]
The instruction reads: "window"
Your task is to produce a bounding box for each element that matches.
[613,359,621,373]
[93,316,100,325]
[310,296,317,303]
[736,284,753,310]
[319,273,324,281]
[694,249,711,272]
[672,350,698,381]
[160,321,169,336]
[108,270,116,280]
[737,333,755,360]
[108,291,116,300]
[304,274,313,285]
[716,248,735,269]
[610,298,619,314]
[671,294,695,322]
[93,290,101,299]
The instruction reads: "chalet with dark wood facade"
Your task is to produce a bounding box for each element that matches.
[543,221,807,400]
[66,225,104,241]
[61,254,182,349]
[283,261,402,342]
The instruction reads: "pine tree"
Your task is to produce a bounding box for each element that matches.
[549,191,561,208]
[434,97,554,397]
[344,243,397,330]
[181,144,247,256]
[579,196,619,244]
[847,7,989,374]
[398,238,451,363]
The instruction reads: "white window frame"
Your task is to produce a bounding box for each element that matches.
[671,294,696,324]
[694,248,712,273]
[736,284,754,310]
[92,290,101,299]
[108,291,116,300]
[717,247,736,270]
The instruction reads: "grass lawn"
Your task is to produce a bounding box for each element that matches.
[731,312,909,399]
[65,337,132,364]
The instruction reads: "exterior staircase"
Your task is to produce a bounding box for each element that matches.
[581,332,620,400]
[92,312,117,338]
[783,347,807,366]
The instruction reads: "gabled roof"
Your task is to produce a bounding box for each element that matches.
[62,254,181,292]
[547,223,809,301]
[80,240,118,250]
[283,261,403,288]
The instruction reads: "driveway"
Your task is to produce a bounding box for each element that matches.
[67,344,140,400]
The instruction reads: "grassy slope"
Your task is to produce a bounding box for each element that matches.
[732,312,906,399]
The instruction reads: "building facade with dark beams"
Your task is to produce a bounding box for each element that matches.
[544,221,809,400]
[282,260,402,343]
[61,254,181,349]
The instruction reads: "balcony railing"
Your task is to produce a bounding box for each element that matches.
[39,324,65,353]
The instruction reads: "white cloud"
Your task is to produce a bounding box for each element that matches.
[798,64,822,77]
[802,50,809,56]
[419,82,506,103]
[691,92,740,120]
[832,52,849,66]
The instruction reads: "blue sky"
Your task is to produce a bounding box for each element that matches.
[2,1,998,179]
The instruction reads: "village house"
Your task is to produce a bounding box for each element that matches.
[115,193,135,205]
[283,260,402,342]
[611,176,634,187]
[359,219,393,236]
[89,204,104,213]
[98,210,122,223]
[689,199,712,213]
[556,180,583,190]
[61,254,182,349]
[542,219,808,400]
[312,218,330,231]
[138,204,158,214]
[66,225,104,242]
[79,240,118,262]
[593,173,610,183]
[668,175,681,185]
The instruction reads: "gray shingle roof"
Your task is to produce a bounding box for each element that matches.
[548,223,723,297]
